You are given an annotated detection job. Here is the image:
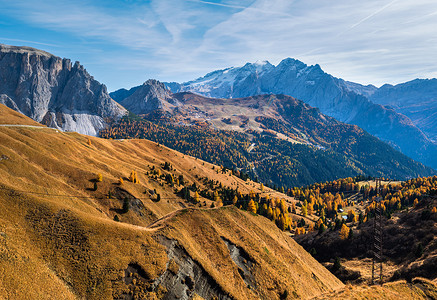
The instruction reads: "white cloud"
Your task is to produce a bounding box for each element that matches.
[1,0,170,49]
[189,0,437,86]
[0,37,59,47]
[1,0,437,88]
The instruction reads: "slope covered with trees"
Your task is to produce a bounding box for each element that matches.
[292,175,437,283]
[101,91,435,188]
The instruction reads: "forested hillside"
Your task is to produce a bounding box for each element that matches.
[292,175,437,283]
[100,92,434,188]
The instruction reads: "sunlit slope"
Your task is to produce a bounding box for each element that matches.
[314,278,437,299]
[0,103,344,299]
[0,103,291,225]
[160,206,344,299]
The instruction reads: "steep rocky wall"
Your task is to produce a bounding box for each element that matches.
[0,44,126,135]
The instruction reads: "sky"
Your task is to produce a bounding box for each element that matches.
[1,0,437,91]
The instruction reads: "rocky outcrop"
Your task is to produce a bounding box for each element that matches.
[150,236,232,300]
[0,44,126,136]
[221,237,256,289]
[119,79,179,115]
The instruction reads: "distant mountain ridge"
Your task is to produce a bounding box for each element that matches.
[105,80,435,187]
[0,44,126,135]
[116,58,437,170]
[364,79,437,143]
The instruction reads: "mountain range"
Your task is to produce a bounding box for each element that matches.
[104,79,434,187]
[365,79,437,142]
[134,59,437,170]
[2,44,437,299]
[1,44,436,185]
[0,44,126,136]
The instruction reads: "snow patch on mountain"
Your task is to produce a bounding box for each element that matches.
[159,58,437,170]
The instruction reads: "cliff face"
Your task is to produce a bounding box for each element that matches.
[0,44,126,135]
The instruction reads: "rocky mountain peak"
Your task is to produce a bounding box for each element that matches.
[0,44,126,136]
[0,43,53,57]
[156,58,437,170]
[277,57,307,70]
[120,79,177,115]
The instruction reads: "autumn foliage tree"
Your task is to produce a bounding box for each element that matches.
[194,191,200,203]
[339,224,350,240]
[247,199,257,214]
[129,170,139,183]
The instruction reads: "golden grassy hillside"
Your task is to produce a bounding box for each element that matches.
[1,103,435,299]
[0,104,343,299]
[314,278,437,299]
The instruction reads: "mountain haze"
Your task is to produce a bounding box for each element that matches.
[0,44,126,136]
[365,79,437,143]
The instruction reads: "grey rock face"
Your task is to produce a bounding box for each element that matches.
[120,79,179,115]
[160,59,437,169]
[152,236,232,300]
[0,44,126,136]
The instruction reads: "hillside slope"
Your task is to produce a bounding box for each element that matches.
[103,83,435,187]
[293,177,437,285]
[0,104,344,299]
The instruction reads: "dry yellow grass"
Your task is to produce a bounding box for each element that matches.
[160,206,344,299]
[313,278,437,299]
[0,104,433,299]
[0,104,44,125]
[0,104,337,299]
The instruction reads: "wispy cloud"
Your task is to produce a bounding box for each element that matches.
[350,0,398,29]
[185,0,248,10]
[1,0,437,90]
[190,0,437,86]
[186,0,293,17]
[0,0,170,49]
[0,37,59,47]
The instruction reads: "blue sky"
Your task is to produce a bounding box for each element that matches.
[1,0,437,91]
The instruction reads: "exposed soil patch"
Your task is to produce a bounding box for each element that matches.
[221,236,256,289]
[113,187,157,221]
[153,236,233,300]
